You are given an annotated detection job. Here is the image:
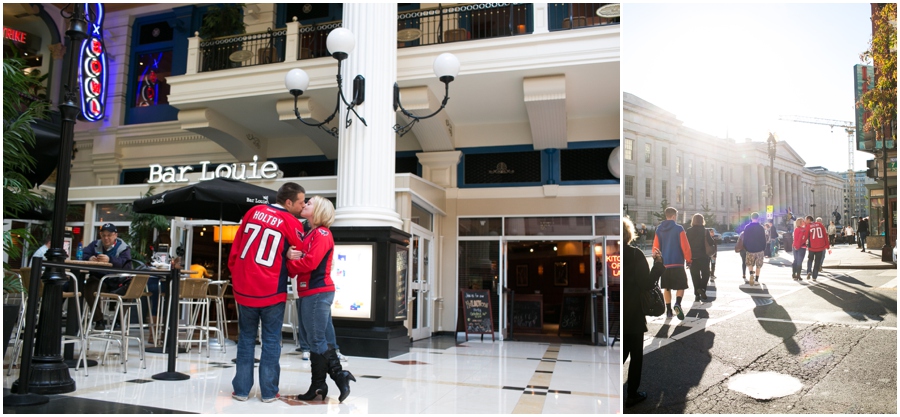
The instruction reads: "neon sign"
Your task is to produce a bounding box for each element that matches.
[606,254,620,277]
[4,27,27,43]
[136,53,163,107]
[79,4,107,122]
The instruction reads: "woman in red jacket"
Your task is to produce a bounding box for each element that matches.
[791,218,808,280]
[289,196,355,402]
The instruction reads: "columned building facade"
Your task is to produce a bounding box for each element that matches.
[624,93,845,231]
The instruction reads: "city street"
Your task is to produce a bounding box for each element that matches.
[625,242,897,414]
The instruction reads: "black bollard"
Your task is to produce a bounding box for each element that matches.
[4,259,50,405]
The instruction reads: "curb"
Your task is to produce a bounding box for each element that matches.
[823,263,897,270]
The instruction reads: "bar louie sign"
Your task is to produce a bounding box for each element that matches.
[149,156,279,184]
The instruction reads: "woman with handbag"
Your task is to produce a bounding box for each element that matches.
[685,214,715,302]
[623,217,663,407]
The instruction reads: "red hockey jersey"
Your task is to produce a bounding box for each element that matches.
[288,226,335,298]
[807,221,830,252]
[228,204,305,307]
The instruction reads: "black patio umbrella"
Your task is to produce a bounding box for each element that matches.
[133,177,278,274]
[132,177,277,223]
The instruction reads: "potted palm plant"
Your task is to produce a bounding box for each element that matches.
[3,55,47,353]
[199,4,247,71]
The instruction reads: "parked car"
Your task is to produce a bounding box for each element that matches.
[721,231,739,243]
[706,228,722,244]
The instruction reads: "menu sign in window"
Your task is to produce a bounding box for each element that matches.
[330,244,374,319]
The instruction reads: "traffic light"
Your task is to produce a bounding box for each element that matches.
[866,159,878,179]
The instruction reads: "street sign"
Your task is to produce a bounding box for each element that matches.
[766,205,774,220]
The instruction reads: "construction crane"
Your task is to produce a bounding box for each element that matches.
[779,115,856,222]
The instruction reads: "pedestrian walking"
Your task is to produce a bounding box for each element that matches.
[827,221,837,246]
[622,217,662,407]
[686,214,714,302]
[768,221,779,257]
[791,218,808,280]
[807,217,832,282]
[858,216,869,252]
[742,212,767,286]
[844,224,854,245]
[652,207,692,320]
[708,228,718,281]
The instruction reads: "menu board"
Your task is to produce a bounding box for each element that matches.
[330,244,374,320]
[558,295,587,335]
[460,289,494,341]
[393,245,409,320]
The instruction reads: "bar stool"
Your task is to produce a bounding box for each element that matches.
[165,278,218,357]
[4,270,26,374]
[61,272,90,375]
[284,285,300,347]
[5,268,42,376]
[207,280,229,352]
[84,273,147,373]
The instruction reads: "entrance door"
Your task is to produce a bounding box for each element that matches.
[408,225,434,341]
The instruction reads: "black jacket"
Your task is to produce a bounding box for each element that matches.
[623,244,662,334]
[685,225,715,261]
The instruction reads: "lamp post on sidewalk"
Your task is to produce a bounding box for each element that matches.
[766,133,777,223]
[17,3,87,394]
[810,189,816,219]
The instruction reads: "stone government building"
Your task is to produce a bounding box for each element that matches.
[623,92,845,232]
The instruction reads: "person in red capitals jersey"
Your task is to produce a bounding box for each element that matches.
[229,182,306,403]
[806,216,832,282]
[289,195,356,403]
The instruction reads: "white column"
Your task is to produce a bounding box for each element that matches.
[334,3,403,229]
[533,3,550,34]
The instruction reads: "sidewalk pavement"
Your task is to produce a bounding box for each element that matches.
[638,242,896,270]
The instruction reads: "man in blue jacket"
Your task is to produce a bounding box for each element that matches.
[742,213,768,285]
[652,207,692,320]
[82,223,132,327]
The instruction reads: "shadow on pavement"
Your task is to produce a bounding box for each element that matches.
[807,279,892,321]
[741,284,801,354]
[626,329,715,414]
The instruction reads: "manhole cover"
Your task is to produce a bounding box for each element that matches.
[728,371,802,399]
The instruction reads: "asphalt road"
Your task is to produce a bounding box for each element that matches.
[624,244,897,414]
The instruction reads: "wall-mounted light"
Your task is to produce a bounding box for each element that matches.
[393,52,460,137]
[579,262,586,274]
[284,28,367,138]
[537,265,544,275]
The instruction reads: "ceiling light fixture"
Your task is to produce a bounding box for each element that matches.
[284,28,367,138]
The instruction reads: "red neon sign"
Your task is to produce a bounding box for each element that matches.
[3,27,27,43]
[606,254,621,277]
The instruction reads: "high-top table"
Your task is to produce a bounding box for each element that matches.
[62,259,111,368]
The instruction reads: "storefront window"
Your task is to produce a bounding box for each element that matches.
[505,216,592,236]
[95,203,133,223]
[458,217,502,236]
[457,240,500,331]
[133,51,172,107]
[595,215,619,236]
[411,202,433,231]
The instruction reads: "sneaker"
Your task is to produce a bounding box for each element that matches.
[700,292,708,301]
[673,304,684,320]
[336,350,348,362]
[811,276,817,282]
[806,273,812,281]
[261,393,281,403]
[232,393,249,402]
[302,351,310,361]
[710,275,716,281]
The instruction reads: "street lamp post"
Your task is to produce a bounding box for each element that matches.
[736,195,742,231]
[16,4,87,394]
[810,189,816,219]
[766,133,777,223]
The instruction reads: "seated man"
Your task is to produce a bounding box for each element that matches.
[82,223,133,327]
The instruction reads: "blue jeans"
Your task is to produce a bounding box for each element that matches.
[295,298,338,351]
[233,302,285,399]
[792,248,806,276]
[298,291,335,355]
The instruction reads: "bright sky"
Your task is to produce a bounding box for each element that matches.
[623,3,877,173]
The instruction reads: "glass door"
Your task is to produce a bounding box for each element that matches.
[170,218,192,266]
[408,224,434,341]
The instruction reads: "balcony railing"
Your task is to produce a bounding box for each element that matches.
[198,28,287,73]
[188,3,617,74]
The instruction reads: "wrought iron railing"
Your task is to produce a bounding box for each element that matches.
[548,3,619,31]
[198,28,287,73]
[397,3,531,48]
[297,21,343,60]
[193,3,619,71]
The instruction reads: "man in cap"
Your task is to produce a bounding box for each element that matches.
[82,223,133,328]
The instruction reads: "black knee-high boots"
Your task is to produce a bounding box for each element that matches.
[324,348,356,402]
